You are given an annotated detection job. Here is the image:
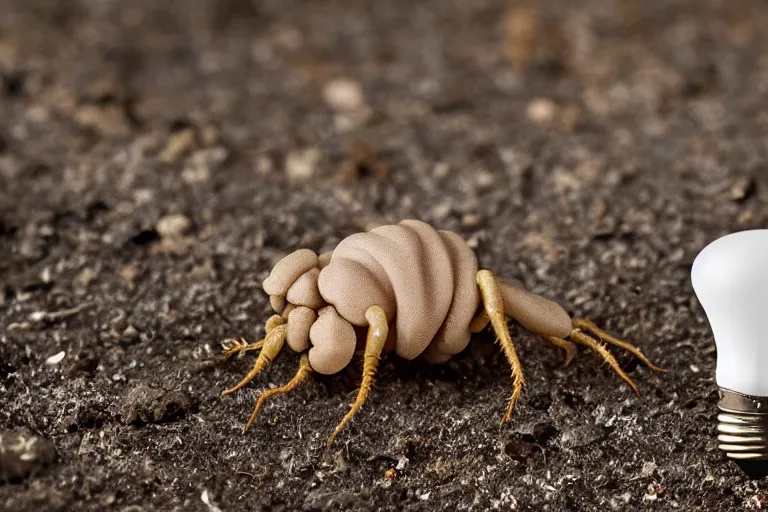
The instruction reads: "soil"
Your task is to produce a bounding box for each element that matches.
[2,0,768,510]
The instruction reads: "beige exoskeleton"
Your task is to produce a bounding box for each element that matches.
[221,219,664,445]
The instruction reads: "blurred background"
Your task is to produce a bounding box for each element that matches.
[2,1,768,510]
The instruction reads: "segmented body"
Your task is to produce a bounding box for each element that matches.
[322,220,482,361]
[262,219,481,374]
[223,218,665,444]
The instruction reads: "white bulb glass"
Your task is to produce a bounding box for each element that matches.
[691,229,768,396]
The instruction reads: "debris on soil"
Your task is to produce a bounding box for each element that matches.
[729,176,756,202]
[323,78,365,113]
[159,122,226,180]
[0,431,56,482]
[118,265,141,290]
[183,146,229,184]
[156,214,192,239]
[74,267,100,292]
[62,351,100,378]
[338,139,389,183]
[7,303,93,331]
[503,435,535,462]
[322,77,372,131]
[73,103,134,138]
[285,147,322,184]
[31,304,92,324]
[560,424,606,449]
[44,351,65,366]
[160,126,198,165]
[503,5,539,71]
[154,213,194,254]
[119,384,192,425]
[201,489,224,512]
[527,97,558,126]
[526,97,580,131]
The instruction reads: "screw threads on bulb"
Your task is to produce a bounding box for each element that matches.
[717,413,768,459]
[717,388,768,461]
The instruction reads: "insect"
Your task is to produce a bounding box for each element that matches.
[220,219,665,445]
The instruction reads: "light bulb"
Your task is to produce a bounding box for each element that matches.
[692,229,768,478]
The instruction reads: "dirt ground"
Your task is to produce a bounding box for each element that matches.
[2,0,768,510]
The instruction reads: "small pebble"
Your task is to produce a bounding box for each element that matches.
[189,146,229,169]
[109,310,127,332]
[74,104,132,137]
[201,489,223,512]
[323,78,365,112]
[527,98,557,126]
[119,265,140,290]
[285,148,321,184]
[433,162,450,178]
[432,202,452,220]
[182,146,229,184]
[121,325,139,343]
[156,214,191,239]
[503,436,534,461]
[462,214,480,227]
[120,384,191,425]
[474,170,495,189]
[160,128,197,164]
[45,351,66,366]
[74,267,99,289]
[729,176,756,202]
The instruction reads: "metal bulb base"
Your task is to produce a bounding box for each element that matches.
[717,388,768,477]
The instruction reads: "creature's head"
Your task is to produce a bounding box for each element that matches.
[261,249,357,375]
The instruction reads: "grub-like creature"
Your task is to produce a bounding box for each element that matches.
[220,219,665,445]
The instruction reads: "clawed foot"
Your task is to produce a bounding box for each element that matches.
[220,314,286,359]
[219,314,288,400]
[546,318,665,396]
[221,337,264,358]
[572,318,666,374]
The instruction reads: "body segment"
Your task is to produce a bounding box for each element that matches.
[318,219,475,364]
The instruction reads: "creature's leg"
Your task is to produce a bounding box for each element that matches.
[476,270,526,424]
[572,318,666,373]
[543,335,577,367]
[327,305,388,446]
[241,354,313,434]
[557,331,640,395]
[221,315,285,358]
[497,278,663,392]
[221,322,287,396]
[222,338,264,358]
[469,309,490,333]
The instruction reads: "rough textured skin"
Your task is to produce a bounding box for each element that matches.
[319,219,462,360]
[500,281,572,338]
[318,250,334,269]
[424,231,481,363]
[286,267,324,309]
[285,306,316,353]
[269,294,286,315]
[316,242,398,325]
[262,248,318,297]
[308,306,357,374]
[268,219,482,372]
